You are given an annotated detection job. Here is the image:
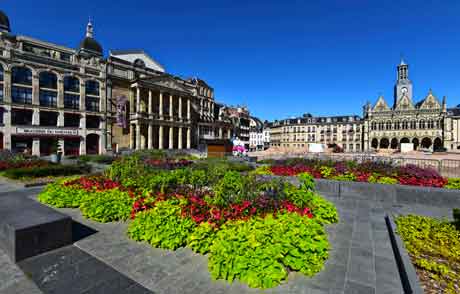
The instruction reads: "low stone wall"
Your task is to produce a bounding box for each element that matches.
[259,175,460,208]
[315,178,460,208]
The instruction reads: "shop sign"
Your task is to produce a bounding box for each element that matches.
[16,127,79,136]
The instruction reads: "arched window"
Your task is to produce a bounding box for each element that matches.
[134,58,146,68]
[428,120,434,129]
[0,64,3,101]
[85,80,100,112]
[385,121,392,130]
[11,67,33,104]
[371,122,376,130]
[419,119,425,129]
[39,71,58,107]
[378,122,384,130]
[410,120,416,129]
[402,120,408,130]
[394,121,400,130]
[64,76,80,110]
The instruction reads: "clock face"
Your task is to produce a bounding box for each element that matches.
[401,87,408,94]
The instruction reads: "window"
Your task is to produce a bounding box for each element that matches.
[12,67,32,85]
[39,90,57,107]
[428,120,434,129]
[12,86,32,104]
[64,76,80,93]
[0,64,3,101]
[386,121,392,130]
[85,80,100,96]
[64,94,79,110]
[419,120,425,129]
[371,122,376,130]
[402,121,408,130]
[394,121,400,130]
[86,97,100,112]
[39,72,57,89]
[410,120,416,129]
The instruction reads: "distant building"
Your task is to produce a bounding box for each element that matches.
[249,116,264,151]
[224,106,250,149]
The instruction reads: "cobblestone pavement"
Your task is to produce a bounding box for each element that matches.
[0,187,453,294]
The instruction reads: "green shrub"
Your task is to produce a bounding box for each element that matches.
[445,178,460,190]
[38,178,91,208]
[210,171,246,207]
[332,171,357,182]
[252,165,272,175]
[187,222,216,254]
[319,166,335,178]
[80,189,134,222]
[395,215,460,292]
[3,164,90,179]
[208,213,330,288]
[127,199,195,249]
[298,172,316,191]
[309,194,339,224]
[106,155,147,184]
[78,155,114,164]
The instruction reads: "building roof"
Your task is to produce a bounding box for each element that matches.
[79,21,103,56]
[0,10,10,32]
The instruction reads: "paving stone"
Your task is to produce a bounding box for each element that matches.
[344,280,375,294]
[347,248,375,288]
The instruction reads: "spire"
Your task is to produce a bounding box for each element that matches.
[442,96,447,112]
[86,18,94,38]
[400,58,406,66]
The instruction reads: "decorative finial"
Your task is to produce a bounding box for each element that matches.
[428,88,432,95]
[86,17,94,38]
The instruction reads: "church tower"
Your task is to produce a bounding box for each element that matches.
[393,59,413,108]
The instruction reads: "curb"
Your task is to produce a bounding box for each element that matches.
[385,215,424,294]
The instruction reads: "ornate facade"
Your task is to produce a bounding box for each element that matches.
[0,9,239,155]
[0,12,107,156]
[363,60,450,151]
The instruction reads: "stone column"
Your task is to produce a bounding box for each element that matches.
[32,138,40,156]
[136,87,141,113]
[32,109,40,125]
[32,73,39,105]
[159,92,163,118]
[169,127,174,149]
[57,77,64,108]
[169,94,173,120]
[80,81,86,111]
[178,96,182,119]
[219,127,223,139]
[159,125,163,149]
[148,123,153,149]
[187,98,191,120]
[57,111,64,127]
[148,90,152,115]
[80,138,86,155]
[187,127,191,149]
[136,123,141,150]
[227,129,231,139]
[178,127,183,149]
[80,113,86,129]
[129,124,134,149]
[3,69,11,103]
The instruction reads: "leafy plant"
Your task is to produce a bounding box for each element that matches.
[453,208,460,230]
[80,188,134,222]
[187,222,216,254]
[208,213,330,288]
[319,166,335,178]
[127,199,195,250]
[211,171,246,207]
[3,164,89,179]
[38,177,91,208]
[445,178,460,190]
[309,194,339,224]
[396,215,460,293]
[252,165,273,175]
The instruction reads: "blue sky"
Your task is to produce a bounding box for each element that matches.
[3,1,460,120]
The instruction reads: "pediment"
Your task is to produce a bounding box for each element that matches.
[110,50,165,72]
[418,92,441,110]
[394,95,414,111]
[144,76,192,94]
[372,96,390,112]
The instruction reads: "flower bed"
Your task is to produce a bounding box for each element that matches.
[39,157,339,289]
[395,214,460,293]
[258,158,459,189]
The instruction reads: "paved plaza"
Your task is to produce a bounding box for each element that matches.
[0,182,453,294]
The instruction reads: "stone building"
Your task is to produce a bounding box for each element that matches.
[249,116,264,151]
[269,114,363,152]
[363,60,450,151]
[223,106,250,149]
[0,11,107,156]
